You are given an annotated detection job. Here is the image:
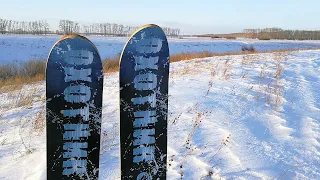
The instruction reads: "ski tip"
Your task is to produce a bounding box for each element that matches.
[119,24,166,66]
[126,24,164,41]
[58,34,89,42]
[49,34,93,51]
[49,33,100,58]
[139,24,162,29]
[132,24,163,35]
[46,33,102,71]
[57,34,97,48]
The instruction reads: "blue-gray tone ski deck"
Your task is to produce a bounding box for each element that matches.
[46,35,103,180]
[119,24,170,179]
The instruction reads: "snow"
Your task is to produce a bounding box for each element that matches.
[0,49,320,179]
[2,34,320,64]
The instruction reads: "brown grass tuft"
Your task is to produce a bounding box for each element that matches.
[0,74,45,93]
[225,36,237,39]
[241,44,256,52]
[0,60,45,92]
[33,105,46,134]
[102,57,120,73]
[170,51,243,63]
[0,47,317,92]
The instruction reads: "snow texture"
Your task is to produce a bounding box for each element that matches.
[0,49,320,179]
[2,34,320,64]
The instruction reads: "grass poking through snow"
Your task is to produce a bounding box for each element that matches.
[0,47,317,92]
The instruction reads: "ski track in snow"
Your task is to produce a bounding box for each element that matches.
[0,50,319,179]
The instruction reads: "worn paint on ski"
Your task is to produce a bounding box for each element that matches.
[46,34,103,180]
[120,24,169,179]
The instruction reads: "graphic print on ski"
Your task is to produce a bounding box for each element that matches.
[46,34,103,180]
[120,24,169,179]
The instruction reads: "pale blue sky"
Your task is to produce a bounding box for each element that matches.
[1,0,320,34]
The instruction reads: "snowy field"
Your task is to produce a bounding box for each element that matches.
[1,34,320,64]
[0,49,319,179]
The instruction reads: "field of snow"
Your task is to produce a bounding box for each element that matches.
[1,34,320,64]
[0,49,319,179]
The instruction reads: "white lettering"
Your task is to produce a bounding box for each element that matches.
[62,159,87,175]
[133,129,155,146]
[133,111,157,128]
[134,56,158,71]
[63,142,88,158]
[64,50,94,65]
[61,49,95,176]
[63,105,89,121]
[64,85,91,103]
[134,73,157,90]
[133,145,155,163]
[131,93,156,108]
[63,124,90,140]
[64,67,92,82]
[130,36,163,173]
[136,38,162,54]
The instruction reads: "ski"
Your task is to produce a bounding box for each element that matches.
[119,24,170,179]
[46,34,103,180]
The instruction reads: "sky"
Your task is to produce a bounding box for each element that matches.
[1,0,320,34]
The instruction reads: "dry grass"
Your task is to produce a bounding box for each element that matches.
[254,52,287,111]
[102,56,120,73]
[225,36,237,39]
[170,51,241,62]
[16,92,34,107]
[33,106,46,134]
[0,60,45,93]
[272,52,286,111]
[0,75,44,93]
[13,87,37,108]
[241,44,256,52]
[0,47,317,92]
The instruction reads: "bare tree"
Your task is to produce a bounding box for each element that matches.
[0,19,8,34]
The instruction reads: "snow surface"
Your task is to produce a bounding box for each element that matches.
[2,34,320,64]
[0,50,320,179]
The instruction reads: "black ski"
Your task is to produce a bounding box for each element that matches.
[119,24,170,179]
[46,34,103,180]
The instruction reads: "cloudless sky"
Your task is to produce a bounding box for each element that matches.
[1,0,320,34]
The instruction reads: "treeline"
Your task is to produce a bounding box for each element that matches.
[0,18,181,37]
[162,27,180,37]
[58,20,138,36]
[0,19,50,34]
[243,28,320,40]
[58,20,181,37]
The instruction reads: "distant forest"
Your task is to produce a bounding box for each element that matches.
[2,18,319,40]
[198,28,320,40]
[242,28,320,40]
[0,18,181,37]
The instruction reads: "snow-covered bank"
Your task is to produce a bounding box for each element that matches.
[2,35,320,64]
[0,50,319,179]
